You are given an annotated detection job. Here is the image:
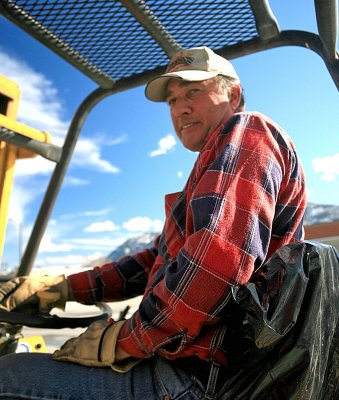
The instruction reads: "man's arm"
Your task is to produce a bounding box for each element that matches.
[68,240,159,304]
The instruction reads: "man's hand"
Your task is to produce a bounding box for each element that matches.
[114,343,132,363]
[53,319,134,368]
[0,275,68,314]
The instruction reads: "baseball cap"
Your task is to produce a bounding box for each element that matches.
[145,46,240,102]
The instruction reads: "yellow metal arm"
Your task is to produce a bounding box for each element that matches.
[0,74,53,268]
[0,114,51,159]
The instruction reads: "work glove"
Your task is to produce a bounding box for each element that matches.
[0,323,22,357]
[53,319,140,372]
[0,275,69,314]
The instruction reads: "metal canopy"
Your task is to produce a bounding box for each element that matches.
[1,0,338,90]
[1,0,259,88]
[0,0,338,277]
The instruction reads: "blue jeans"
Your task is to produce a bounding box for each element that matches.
[0,353,207,399]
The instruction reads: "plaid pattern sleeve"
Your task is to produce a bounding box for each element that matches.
[116,112,306,363]
[68,239,159,304]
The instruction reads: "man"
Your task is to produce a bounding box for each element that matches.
[0,46,306,399]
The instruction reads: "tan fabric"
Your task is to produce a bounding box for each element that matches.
[53,319,140,371]
[110,357,141,373]
[0,275,68,313]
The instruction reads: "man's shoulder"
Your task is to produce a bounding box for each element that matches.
[227,111,280,128]
[218,111,298,157]
[223,111,290,140]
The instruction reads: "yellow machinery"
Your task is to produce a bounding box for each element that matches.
[0,75,52,354]
[17,335,47,353]
[0,74,51,265]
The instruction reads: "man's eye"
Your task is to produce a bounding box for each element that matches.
[188,88,201,97]
[167,98,175,106]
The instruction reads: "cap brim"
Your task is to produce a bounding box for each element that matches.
[145,70,218,102]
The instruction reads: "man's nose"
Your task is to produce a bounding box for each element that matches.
[172,97,192,116]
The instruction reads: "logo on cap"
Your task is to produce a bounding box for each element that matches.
[167,55,194,73]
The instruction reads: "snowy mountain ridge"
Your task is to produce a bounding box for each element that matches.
[83,203,339,269]
[304,203,339,226]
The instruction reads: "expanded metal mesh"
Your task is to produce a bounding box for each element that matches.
[1,0,257,84]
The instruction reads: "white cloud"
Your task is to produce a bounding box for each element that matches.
[44,254,89,265]
[105,134,128,146]
[0,50,68,139]
[312,153,339,182]
[38,231,126,256]
[123,216,163,232]
[14,156,54,177]
[84,220,119,233]
[60,208,113,220]
[34,250,111,272]
[39,234,73,253]
[73,138,120,173]
[7,178,46,223]
[64,176,90,186]
[70,237,126,249]
[36,253,99,270]
[150,134,176,157]
[177,171,183,178]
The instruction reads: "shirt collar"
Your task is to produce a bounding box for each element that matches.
[200,123,224,153]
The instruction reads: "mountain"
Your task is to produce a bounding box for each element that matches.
[83,203,339,269]
[107,232,159,260]
[304,203,339,226]
[82,232,159,269]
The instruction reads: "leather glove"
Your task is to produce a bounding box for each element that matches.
[0,275,69,314]
[53,319,140,372]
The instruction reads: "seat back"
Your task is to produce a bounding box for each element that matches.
[217,241,339,399]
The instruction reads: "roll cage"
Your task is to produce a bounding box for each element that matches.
[0,0,338,278]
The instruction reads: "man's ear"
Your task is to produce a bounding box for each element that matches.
[229,84,242,112]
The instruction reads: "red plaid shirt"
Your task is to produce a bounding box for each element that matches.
[69,112,306,366]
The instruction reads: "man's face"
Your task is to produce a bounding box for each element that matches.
[166,78,237,152]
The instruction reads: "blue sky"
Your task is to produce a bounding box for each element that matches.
[1,0,338,272]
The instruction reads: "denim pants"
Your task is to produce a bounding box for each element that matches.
[0,353,209,399]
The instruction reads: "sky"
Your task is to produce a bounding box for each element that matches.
[0,0,338,273]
